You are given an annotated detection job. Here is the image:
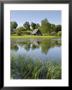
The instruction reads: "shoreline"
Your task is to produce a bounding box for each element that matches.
[11,35,61,39]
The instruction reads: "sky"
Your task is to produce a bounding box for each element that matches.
[10,10,61,27]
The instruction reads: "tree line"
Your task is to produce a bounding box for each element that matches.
[11,18,61,36]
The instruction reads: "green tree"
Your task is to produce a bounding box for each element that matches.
[16,27,25,35]
[31,22,36,30]
[57,31,61,36]
[23,22,30,30]
[10,21,18,34]
[35,23,40,29]
[56,25,61,32]
[40,18,51,35]
[50,24,56,32]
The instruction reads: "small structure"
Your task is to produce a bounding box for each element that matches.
[50,32,56,35]
[31,29,42,35]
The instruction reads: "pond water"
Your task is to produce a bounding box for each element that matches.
[11,38,61,64]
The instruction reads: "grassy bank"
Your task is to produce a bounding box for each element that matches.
[11,35,60,39]
[11,55,61,79]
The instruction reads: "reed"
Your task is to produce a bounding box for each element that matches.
[11,55,61,79]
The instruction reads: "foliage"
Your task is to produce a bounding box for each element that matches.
[23,21,30,30]
[11,21,18,29]
[16,27,25,35]
[56,25,61,32]
[11,18,61,36]
[50,24,56,33]
[11,44,18,51]
[11,55,61,79]
[31,22,36,30]
[10,21,18,34]
[35,23,40,29]
[57,31,61,36]
[40,18,51,35]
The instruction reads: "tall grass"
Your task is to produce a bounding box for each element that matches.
[11,55,61,79]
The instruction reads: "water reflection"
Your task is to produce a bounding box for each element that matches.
[11,38,61,63]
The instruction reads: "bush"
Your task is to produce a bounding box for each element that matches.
[16,27,25,35]
[57,31,61,36]
[23,31,31,35]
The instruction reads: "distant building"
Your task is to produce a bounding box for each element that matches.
[31,29,42,35]
[50,32,56,35]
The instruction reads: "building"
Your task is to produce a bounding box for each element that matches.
[31,29,42,35]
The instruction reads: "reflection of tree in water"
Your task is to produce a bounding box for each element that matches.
[31,40,40,50]
[24,44,30,51]
[11,44,18,51]
[40,40,51,54]
[11,38,61,53]
[18,41,27,46]
[17,41,30,51]
[21,41,31,51]
[31,44,39,50]
[11,40,18,51]
[55,40,61,46]
[51,40,61,47]
[19,40,40,51]
[40,39,61,54]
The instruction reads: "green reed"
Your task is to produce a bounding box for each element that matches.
[11,55,61,79]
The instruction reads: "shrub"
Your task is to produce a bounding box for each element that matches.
[16,27,25,36]
[57,31,61,36]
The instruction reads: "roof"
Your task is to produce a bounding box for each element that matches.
[31,29,39,34]
[51,32,56,34]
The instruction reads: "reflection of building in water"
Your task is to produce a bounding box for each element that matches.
[11,38,61,54]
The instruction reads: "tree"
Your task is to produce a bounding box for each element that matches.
[50,24,56,32]
[31,22,36,30]
[57,31,61,36]
[23,22,30,30]
[40,18,51,35]
[55,25,61,32]
[10,21,18,34]
[16,27,25,35]
[35,23,40,29]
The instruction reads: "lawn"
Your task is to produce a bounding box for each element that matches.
[11,35,60,39]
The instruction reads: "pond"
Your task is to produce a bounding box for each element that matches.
[11,38,61,79]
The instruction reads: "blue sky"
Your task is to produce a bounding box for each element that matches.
[10,10,61,27]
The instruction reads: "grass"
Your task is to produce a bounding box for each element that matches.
[11,55,61,79]
[11,35,60,39]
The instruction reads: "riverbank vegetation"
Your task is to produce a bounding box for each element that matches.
[11,35,60,39]
[11,18,61,36]
[11,55,61,79]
